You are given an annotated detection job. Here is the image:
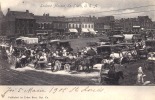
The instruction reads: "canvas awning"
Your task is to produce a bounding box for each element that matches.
[50,39,60,43]
[69,29,78,33]
[82,28,89,33]
[112,35,124,38]
[16,37,29,40]
[16,37,38,44]
[123,34,134,40]
[37,33,48,35]
[88,29,97,34]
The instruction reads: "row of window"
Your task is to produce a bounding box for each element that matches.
[69,24,94,28]
[37,23,94,29]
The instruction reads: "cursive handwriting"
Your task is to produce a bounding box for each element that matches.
[40,3,98,8]
[1,86,104,98]
[1,87,15,98]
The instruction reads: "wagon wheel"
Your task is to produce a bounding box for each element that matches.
[55,60,62,71]
[11,56,17,66]
[98,66,104,84]
[64,64,71,72]
[101,59,105,64]
[78,65,83,71]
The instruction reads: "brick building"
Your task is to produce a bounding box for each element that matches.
[66,16,96,34]
[117,16,153,33]
[0,3,4,35]
[2,8,35,36]
[94,16,115,33]
[35,14,66,35]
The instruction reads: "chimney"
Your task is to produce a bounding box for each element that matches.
[26,10,29,13]
[8,8,10,12]
[0,2,1,11]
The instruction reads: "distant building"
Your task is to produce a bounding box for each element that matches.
[66,16,96,34]
[35,14,66,35]
[153,21,155,29]
[95,16,115,33]
[117,16,153,33]
[2,8,35,36]
[53,20,68,35]
[0,3,4,35]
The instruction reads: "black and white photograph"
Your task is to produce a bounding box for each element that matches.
[0,0,155,86]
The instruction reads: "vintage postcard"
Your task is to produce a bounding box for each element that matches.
[0,0,155,100]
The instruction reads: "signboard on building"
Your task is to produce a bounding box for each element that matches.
[104,25,111,29]
[133,26,141,28]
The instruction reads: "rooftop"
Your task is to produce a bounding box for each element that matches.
[5,9,34,21]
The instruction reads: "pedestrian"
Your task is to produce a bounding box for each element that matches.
[136,66,145,85]
[38,53,47,69]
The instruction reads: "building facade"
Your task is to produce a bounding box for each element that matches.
[2,9,35,36]
[95,16,115,33]
[117,16,153,33]
[35,14,66,35]
[66,16,96,34]
[0,3,4,35]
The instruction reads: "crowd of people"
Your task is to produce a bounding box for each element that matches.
[0,35,154,85]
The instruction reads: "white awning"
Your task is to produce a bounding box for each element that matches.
[16,37,38,44]
[112,35,124,38]
[24,38,38,44]
[16,37,29,40]
[133,26,140,28]
[50,39,60,43]
[123,34,134,40]
[82,28,89,33]
[69,29,78,33]
[37,33,48,35]
[88,29,97,34]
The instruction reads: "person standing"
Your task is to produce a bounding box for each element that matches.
[136,66,145,85]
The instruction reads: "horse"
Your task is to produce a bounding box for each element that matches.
[101,58,114,65]
[93,63,124,85]
[104,70,124,85]
[144,61,155,82]
[75,55,94,72]
[109,50,137,65]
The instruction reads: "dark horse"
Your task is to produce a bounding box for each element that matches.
[75,56,95,72]
[104,70,124,85]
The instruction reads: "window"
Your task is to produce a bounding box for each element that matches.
[88,24,90,28]
[82,24,84,28]
[77,24,79,28]
[38,23,41,28]
[85,24,87,28]
[69,24,71,28]
[70,24,73,28]
[44,23,46,29]
[73,24,75,28]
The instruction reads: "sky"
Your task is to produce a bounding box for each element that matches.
[0,0,155,20]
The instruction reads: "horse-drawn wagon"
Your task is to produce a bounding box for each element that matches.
[52,56,76,72]
[93,63,124,85]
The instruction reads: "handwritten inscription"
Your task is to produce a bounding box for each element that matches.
[1,86,104,98]
[40,3,98,8]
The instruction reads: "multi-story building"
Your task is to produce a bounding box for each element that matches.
[0,3,4,35]
[35,14,66,35]
[95,16,115,33]
[138,16,153,29]
[53,20,68,35]
[2,8,35,36]
[66,16,96,34]
[116,16,153,33]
